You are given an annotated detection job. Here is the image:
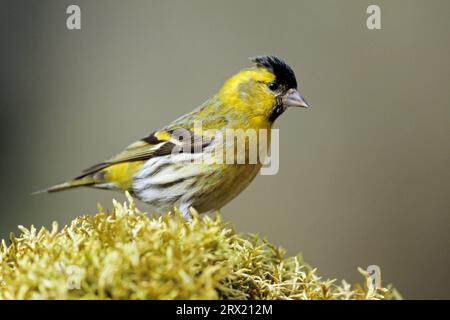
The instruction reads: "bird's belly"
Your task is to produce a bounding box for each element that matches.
[191,163,261,213]
[132,153,261,214]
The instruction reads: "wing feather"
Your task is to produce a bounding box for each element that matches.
[76,129,212,179]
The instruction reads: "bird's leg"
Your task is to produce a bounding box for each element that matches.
[179,203,194,221]
[183,211,193,221]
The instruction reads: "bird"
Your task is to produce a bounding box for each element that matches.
[34,56,309,219]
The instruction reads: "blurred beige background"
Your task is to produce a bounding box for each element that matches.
[1,0,449,299]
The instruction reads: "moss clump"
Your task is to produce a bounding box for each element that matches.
[0,194,400,300]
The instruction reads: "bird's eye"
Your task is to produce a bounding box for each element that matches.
[267,82,279,91]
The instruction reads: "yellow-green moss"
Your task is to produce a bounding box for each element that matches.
[0,194,400,300]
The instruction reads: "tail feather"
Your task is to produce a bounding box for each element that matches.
[31,177,95,195]
[31,161,141,195]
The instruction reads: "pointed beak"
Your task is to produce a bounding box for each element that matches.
[281,88,310,108]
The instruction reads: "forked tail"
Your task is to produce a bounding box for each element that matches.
[31,177,95,195]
